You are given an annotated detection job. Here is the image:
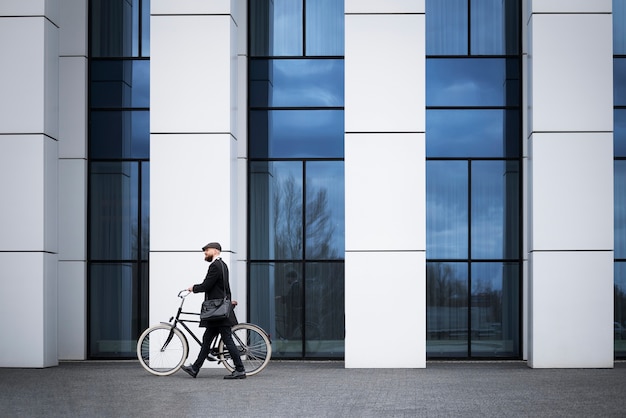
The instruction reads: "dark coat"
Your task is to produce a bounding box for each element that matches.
[192,258,238,327]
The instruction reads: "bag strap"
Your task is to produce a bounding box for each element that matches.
[217,258,228,299]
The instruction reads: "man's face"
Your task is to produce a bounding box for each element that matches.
[204,248,215,262]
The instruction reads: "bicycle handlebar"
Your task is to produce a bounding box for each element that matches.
[178,289,191,298]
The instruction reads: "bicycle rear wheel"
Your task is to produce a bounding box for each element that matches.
[137,324,188,376]
[218,323,272,376]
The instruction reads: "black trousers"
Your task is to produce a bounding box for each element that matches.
[193,325,245,372]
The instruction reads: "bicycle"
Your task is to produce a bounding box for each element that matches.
[137,290,271,376]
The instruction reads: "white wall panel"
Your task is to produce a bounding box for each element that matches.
[58,159,86,259]
[0,136,46,250]
[59,0,87,56]
[152,0,235,15]
[528,0,611,14]
[345,251,425,368]
[150,134,234,251]
[58,261,86,360]
[528,251,613,368]
[529,132,613,251]
[528,14,613,133]
[59,57,87,158]
[150,15,233,134]
[0,253,58,367]
[0,0,60,22]
[0,18,46,134]
[345,133,425,251]
[345,0,424,14]
[345,14,425,133]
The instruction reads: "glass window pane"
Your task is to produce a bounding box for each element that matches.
[427,109,519,158]
[90,110,149,159]
[615,59,626,106]
[249,110,344,158]
[249,262,304,357]
[250,0,303,56]
[471,0,503,54]
[91,0,136,57]
[141,0,150,56]
[615,0,626,55]
[427,262,469,357]
[616,262,626,355]
[304,262,344,357]
[305,162,345,260]
[306,0,345,56]
[471,161,519,259]
[426,0,468,55]
[470,262,519,357]
[141,162,149,260]
[427,59,519,107]
[250,59,344,107]
[615,110,626,157]
[89,263,142,357]
[616,161,626,259]
[90,162,139,260]
[91,60,150,108]
[426,161,469,259]
[249,162,303,260]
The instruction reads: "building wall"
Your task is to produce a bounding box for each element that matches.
[344,0,426,368]
[525,0,614,367]
[0,0,617,368]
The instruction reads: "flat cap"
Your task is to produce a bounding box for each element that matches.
[202,242,222,251]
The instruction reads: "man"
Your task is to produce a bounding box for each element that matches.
[181,242,246,379]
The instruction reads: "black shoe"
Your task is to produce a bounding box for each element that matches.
[223,370,246,380]
[181,364,198,378]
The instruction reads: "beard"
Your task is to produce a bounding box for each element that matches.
[205,255,214,262]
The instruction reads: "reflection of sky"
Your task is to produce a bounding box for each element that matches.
[250,59,344,107]
[616,162,626,258]
[427,59,515,106]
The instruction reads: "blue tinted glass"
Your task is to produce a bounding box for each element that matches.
[616,262,626,351]
[141,162,149,260]
[471,262,519,357]
[426,0,468,55]
[90,162,139,259]
[249,110,344,158]
[305,161,345,259]
[90,110,149,158]
[427,109,519,158]
[91,0,136,57]
[91,60,150,108]
[426,161,468,259]
[250,59,344,107]
[615,0,626,54]
[249,161,303,260]
[141,0,150,56]
[250,0,303,56]
[615,109,626,157]
[306,0,344,56]
[616,161,626,258]
[471,0,518,55]
[471,161,519,259]
[427,59,519,106]
[615,59,626,106]
[426,261,469,357]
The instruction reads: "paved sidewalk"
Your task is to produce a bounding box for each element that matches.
[1,360,625,417]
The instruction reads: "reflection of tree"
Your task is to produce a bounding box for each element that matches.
[427,263,467,307]
[616,284,626,327]
[272,174,338,259]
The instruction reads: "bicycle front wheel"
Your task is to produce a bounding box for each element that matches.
[137,324,188,376]
[218,323,272,376]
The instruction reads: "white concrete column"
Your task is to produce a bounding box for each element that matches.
[526,0,614,368]
[150,0,244,366]
[0,0,60,367]
[344,0,426,368]
[57,0,88,361]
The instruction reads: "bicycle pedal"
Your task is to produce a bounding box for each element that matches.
[207,354,218,362]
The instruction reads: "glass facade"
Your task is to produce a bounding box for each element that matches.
[248,0,345,359]
[88,0,150,358]
[425,0,521,358]
[614,0,626,358]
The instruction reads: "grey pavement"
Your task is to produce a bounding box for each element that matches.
[1,360,625,417]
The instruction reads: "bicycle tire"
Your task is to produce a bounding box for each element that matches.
[218,323,272,376]
[137,324,189,376]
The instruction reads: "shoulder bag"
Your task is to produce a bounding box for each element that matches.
[199,260,231,322]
